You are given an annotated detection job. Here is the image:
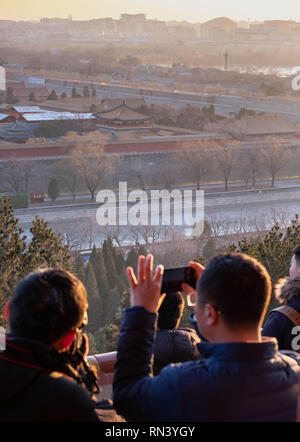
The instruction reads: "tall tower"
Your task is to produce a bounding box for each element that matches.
[224,52,229,71]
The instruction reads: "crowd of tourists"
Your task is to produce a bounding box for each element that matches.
[1,248,300,422]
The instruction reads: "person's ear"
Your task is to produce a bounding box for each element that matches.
[5,301,10,324]
[204,304,218,326]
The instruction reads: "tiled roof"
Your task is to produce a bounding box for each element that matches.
[23,111,95,122]
[96,102,150,122]
[99,97,145,111]
[13,106,42,113]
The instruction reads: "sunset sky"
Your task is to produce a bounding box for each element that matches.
[1,0,300,23]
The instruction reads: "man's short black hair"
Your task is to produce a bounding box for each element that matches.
[293,246,300,265]
[196,253,271,328]
[157,291,184,330]
[9,268,88,345]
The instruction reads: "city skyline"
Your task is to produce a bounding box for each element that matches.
[1,0,300,23]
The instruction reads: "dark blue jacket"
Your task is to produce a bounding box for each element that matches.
[262,296,300,351]
[113,307,300,422]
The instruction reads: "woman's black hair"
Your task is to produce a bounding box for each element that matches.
[9,268,88,345]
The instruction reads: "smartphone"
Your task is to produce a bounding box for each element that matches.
[161,266,197,294]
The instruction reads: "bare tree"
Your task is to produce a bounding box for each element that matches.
[215,142,238,191]
[238,144,262,188]
[0,159,34,193]
[54,221,88,251]
[153,162,178,190]
[261,137,289,187]
[129,224,163,245]
[103,225,129,250]
[52,159,79,201]
[66,131,118,201]
[178,141,215,190]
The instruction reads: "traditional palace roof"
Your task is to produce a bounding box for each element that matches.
[95,102,151,123]
[0,121,36,142]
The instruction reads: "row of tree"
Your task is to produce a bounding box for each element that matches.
[72,241,147,353]
[1,190,300,352]
[6,86,98,105]
[47,86,98,101]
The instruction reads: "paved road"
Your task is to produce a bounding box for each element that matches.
[11,73,300,119]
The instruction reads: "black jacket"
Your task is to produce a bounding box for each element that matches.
[0,335,100,422]
[153,328,200,375]
[262,277,300,351]
[113,307,300,422]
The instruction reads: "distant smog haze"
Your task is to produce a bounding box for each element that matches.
[1,0,300,22]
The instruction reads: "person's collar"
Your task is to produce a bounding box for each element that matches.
[197,337,278,361]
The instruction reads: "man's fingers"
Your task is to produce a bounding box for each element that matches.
[153,264,164,288]
[137,255,146,284]
[127,266,137,289]
[189,261,205,280]
[157,292,167,310]
[181,282,196,295]
[145,254,153,280]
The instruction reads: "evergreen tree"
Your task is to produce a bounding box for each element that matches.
[47,90,58,101]
[95,323,120,353]
[202,238,216,261]
[93,250,110,292]
[73,253,86,282]
[29,92,36,102]
[71,87,79,98]
[92,88,97,98]
[114,252,125,274]
[229,215,300,316]
[0,196,27,327]
[48,178,59,204]
[86,332,98,355]
[125,247,139,273]
[6,87,15,104]
[24,216,71,272]
[203,220,212,236]
[138,245,148,257]
[91,249,111,326]
[84,262,101,333]
[83,86,90,98]
[0,197,72,327]
[61,92,67,99]
[102,239,118,289]
[89,245,98,268]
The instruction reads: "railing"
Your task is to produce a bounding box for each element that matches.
[87,351,117,401]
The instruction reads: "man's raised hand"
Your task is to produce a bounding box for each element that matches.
[127,254,165,313]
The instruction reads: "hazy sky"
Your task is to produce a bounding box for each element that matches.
[1,0,300,23]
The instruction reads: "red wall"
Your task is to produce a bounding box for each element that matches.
[0,140,189,159]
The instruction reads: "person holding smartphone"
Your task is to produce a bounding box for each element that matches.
[113,253,300,422]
